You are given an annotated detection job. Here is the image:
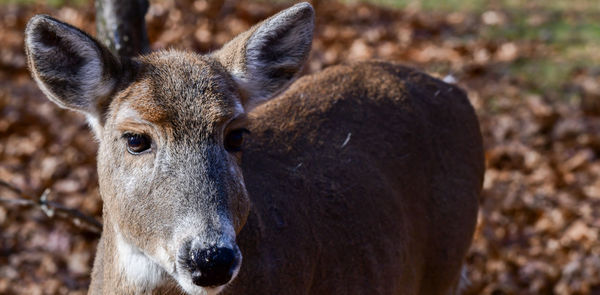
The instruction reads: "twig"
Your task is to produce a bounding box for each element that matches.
[0,181,102,235]
[0,179,23,195]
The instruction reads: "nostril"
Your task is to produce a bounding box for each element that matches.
[187,247,237,287]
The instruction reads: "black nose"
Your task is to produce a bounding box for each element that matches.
[186,246,238,287]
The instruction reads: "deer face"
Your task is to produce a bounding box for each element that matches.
[24,3,313,294]
[98,52,250,293]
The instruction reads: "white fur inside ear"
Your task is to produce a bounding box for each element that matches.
[232,3,314,111]
[25,16,116,117]
[65,30,114,99]
[245,7,313,73]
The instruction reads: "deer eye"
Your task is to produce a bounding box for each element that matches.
[224,129,250,152]
[124,133,152,154]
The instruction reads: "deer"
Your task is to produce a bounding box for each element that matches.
[24,2,484,295]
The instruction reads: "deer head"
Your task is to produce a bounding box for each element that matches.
[25,3,314,294]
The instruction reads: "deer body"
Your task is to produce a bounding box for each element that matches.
[25,3,483,295]
[230,61,483,295]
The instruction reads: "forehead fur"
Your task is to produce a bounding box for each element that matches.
[113,50,242,133]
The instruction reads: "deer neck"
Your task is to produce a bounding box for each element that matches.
[89,217,180,294]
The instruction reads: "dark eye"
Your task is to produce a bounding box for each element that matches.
[224,129,250,152]
[124,133,152,154]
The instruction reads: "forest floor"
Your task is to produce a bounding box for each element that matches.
[1,0,600,294]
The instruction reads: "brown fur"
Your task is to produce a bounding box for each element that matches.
[25,3,483,295]
[227,61,484,294]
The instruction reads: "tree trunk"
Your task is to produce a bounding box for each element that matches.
[95,0,150,58]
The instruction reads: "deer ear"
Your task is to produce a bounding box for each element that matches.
[25,15,121,121]
[212,2,314,111]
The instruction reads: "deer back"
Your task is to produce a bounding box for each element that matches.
[225,61,484,294]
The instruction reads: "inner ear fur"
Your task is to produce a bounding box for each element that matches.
[25,14,122,121]
[212,2,315,111]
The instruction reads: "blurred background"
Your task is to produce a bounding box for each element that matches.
[0,0,599,294]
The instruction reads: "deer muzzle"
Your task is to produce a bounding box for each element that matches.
[178,238,242,288]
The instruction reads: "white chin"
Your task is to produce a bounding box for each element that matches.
[176,278,224,295]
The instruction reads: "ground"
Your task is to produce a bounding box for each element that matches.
[0,0,599,294]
